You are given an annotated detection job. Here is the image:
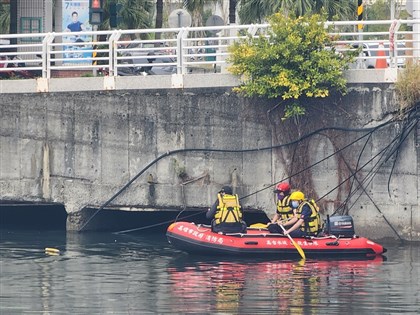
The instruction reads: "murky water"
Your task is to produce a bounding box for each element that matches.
[0,229,419,314]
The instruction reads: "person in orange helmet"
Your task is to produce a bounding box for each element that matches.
[270,182,295,222]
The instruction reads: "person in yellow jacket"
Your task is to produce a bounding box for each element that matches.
[269,182,295,225]
[270,191,321,237]
[206,186,247,234]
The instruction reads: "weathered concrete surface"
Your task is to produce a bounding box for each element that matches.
[0,80,419,240]
[0,74,242,94]
[0,70,398,94]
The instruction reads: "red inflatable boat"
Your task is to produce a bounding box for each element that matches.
[166,221,387,258]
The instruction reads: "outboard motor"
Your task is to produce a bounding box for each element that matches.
[325,215,355,238]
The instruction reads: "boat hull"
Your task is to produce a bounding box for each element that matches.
[166,222,386,258]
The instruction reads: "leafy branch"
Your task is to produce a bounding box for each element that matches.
[228,13,358,120]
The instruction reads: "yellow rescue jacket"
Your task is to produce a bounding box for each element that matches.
[214,193,242,225]
[276,195,294,220]
[296,199,321,235]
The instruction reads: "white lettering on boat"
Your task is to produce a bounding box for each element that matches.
[177,225,223,243]
[205,235,224,244]
[266,240,319,247]
[267,240,289,246]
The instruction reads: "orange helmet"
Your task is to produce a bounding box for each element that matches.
[275,182,290,193]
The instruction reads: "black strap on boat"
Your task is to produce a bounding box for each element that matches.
[326,241,339,246]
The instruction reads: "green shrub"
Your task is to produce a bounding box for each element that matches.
[395,61,420,110]
[228,13,358,120]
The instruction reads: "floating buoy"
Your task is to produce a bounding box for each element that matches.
[45,247,60,255]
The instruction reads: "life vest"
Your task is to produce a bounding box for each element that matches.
[276,195,294,220]
[296,199,321,235]
[214,193,242,225]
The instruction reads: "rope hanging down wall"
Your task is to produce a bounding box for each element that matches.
[79,105,419,233]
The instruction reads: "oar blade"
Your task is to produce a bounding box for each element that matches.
[249,223,268,229]
[290,238,306,260]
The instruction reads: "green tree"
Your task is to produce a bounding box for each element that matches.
[366,0,391,20]
[228,13,358,120]
[238,0,271,24]
[238,0,356,24]
[0,2,10,34]
[313,0,356,21]
[365,0,410,33]
[102,0,154,31]
[184,0,218,26]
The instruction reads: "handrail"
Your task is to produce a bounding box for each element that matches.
[1,19,419,80]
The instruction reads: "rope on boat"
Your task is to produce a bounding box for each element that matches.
[113,210,205,234]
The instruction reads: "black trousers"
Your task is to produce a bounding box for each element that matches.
[212,221,247,234]
[268,223,307,237]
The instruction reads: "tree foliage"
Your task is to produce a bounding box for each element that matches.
[228,13,358,119]
[365,0,410,34]
[100,0,154,31]
[0,3,10,34]
[238,0,356,24]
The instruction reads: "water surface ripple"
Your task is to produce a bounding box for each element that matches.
[0,230,418,314]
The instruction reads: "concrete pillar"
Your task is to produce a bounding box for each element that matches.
[44,0,53,32]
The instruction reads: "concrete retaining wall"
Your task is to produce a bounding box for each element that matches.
[0,79,418,240]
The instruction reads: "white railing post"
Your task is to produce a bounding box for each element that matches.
[109,30,121,77]
[41,34,49,79]
[247,24,259,36]
[176,29,183,75]
[179,28,189,75]
[44,33,55,79]
[1,20,420,86]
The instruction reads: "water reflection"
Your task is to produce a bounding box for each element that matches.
[0,230,418,314]
[167,255,385,314]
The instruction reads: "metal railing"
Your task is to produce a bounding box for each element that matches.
[1,19,419,80]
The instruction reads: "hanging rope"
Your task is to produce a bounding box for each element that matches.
[113,210,205,234]
[79,108,417,233]
[79,123,383,232]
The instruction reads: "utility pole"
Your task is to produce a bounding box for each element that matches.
[357,0,364,69]
[89,0,104,76]
[10,0,17,44]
